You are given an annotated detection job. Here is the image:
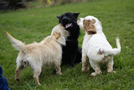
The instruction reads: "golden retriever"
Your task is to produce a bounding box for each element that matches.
[5,24,69,85]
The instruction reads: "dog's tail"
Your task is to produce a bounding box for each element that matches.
[5,31,25,51]
[111,37,121,55]
[99,37,121,56]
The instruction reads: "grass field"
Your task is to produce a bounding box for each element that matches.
[0,0,134,89]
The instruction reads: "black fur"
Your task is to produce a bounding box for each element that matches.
[57,12,82,67]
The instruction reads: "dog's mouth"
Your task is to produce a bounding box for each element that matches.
[65,23,72,29]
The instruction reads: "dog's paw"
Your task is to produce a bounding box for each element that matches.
[56,72,62,75]
[82,70,89,73]
[91,72,97,76]
[108,70,116,74]
[36,82,41,86]
[16,78,20,82]
[38,83,41,86]
[58,73,62,75]
[70,63,75,67]
[82,68,89,73]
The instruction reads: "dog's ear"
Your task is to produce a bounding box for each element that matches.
[53,32,61,39]
[57,16,61,19]
[73,13,80,19]
[83,19,96,34]
[92,19,96,24]
[53,32,66,45]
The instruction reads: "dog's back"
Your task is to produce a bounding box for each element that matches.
[87,30,121,62]
[87,34,112,61]
[5,24,67,65]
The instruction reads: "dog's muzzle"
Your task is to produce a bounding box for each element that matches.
[61,18,72,29]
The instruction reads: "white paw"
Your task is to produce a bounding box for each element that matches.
[112,71,116,73]
[56,72,62,75]
[91,72,97,76]
[108,70,116,73]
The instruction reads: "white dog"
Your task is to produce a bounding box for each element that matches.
[77,16,121,76]
[5,24,69,85]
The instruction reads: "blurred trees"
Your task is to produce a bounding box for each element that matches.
[41,0,89,5]
[0,0,28,10]
[0,0,90,10]
[61,0,89,4]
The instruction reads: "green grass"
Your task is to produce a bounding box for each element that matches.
[0,0,134,89]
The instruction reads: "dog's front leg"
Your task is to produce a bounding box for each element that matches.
[82,54,89,73]
[54,62,62,75]
[69,51,78,67]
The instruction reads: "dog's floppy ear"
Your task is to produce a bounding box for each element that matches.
[92,19,96,24]
[83,19,96,34]
[53,32,61,39]
[53,32,66,46]
[73,13,80,19]
[57,16,61,19]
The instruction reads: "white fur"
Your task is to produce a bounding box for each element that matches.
[77,16,121,76]
[5,24,69,85]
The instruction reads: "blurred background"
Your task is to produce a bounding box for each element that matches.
[0,0,134,89]
[0,0,90,10]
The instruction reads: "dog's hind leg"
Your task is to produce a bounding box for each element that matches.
[90,61,102,76]
[33,67,42,86]
[54,62,62,75]
[82,55,89,73]
[16,64,24,81]
[107,57,116,73]
[15,55,24,81]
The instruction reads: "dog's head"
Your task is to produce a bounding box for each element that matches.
[77,16,102,34]
[57,12,80,30]
[51,24,69,45]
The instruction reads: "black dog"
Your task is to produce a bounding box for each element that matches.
[57,12,82,67]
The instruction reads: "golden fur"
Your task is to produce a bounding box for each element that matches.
[83,19,96,34]
[5,24,69,85]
